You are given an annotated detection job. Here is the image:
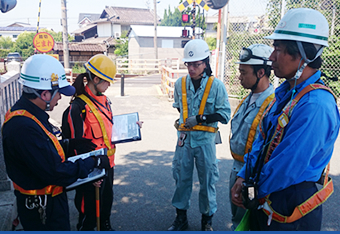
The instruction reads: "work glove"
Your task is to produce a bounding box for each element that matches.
[63,138,97,157]
[94,155,111,170]
[184,115,198,128]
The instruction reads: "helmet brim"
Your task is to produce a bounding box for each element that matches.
[59,85,75,96]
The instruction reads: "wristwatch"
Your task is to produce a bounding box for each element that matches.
[201,115,207,122]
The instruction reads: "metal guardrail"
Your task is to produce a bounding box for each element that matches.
[116,58,182,75]
[0,72,21,125]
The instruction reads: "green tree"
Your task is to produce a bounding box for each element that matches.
[205,37,216,50]
[40,29,74,42]
[12,32,35,58]
[114,31,128,56]
[0,36,14,49]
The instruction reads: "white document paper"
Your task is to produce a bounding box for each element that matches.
[111,112,141,144]
[66,148,106,190]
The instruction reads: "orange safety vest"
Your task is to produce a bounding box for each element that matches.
[177,76,218,133]
[257,84,335,224]
[229,93,274,162]
[4,109,64,197]
[78,94,116,167]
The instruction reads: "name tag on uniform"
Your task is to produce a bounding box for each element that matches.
[278,113,289,128]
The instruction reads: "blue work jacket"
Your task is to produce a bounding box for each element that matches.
[173,73,231,148]
[238,70,340,198]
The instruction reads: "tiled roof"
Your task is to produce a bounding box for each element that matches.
[98,6,157,25]
[54,42,107,52]
[0,27,36,31]
[78,13,101,23]
[72,24,97,34]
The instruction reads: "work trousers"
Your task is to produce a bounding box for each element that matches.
[75,167,114,231]
[15,190,70,231]
[172,133,219,216]
[229,160,246,230]
[249,181,322,231]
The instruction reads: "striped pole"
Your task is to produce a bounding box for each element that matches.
[36,0,42,34]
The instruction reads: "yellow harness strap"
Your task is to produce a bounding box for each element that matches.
[178,76,218,133]
[229,93,274,162]
[78,95,116,156]
[4,109,64,197]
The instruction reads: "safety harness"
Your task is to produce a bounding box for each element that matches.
[4,109,64,197]
[257,83,335,224]
[177,75,218,133]
[78,95,116,162]
[230,93,274,162]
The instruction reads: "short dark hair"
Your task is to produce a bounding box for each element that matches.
[275,40,322,69]
[202,56,213,77]
[252,65,272,78]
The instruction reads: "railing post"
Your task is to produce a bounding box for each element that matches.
[120,73,125,97]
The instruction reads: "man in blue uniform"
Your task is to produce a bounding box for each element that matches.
[231,8,340,231]
[168,39,231,231]
[2,54,110,231]
[229,44,274,230]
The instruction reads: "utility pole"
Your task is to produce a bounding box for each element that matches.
[153,0,158,60]
[61,0,70,68]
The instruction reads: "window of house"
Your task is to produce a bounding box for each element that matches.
[13,35,18,38]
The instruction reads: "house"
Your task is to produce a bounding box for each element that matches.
[78,13,101,28]
[73,7,160,41]
[206,14,218,38]
[0,22,36,41]
[127,25,202,60]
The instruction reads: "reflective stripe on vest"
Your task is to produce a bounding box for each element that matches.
[229,93,274,162]
[177,76,218,133]
[257,84,336,223]
[4,109,64,197]
[78,95,116,163]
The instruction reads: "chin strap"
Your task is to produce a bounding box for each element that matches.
[289,42,324,81]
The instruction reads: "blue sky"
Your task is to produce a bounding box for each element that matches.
[0,0,267,33]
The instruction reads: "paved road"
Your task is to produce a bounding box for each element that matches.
[49,74,340,231]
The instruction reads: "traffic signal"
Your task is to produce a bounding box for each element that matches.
[182,13,190,23]
[0,0,17,13]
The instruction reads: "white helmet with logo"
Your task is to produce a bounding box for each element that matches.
[183,39,210,62]
[236,44,273,66]
[20,54,75,96]
[265,8,329,47]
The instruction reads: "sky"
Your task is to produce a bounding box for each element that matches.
[0,0,267,33]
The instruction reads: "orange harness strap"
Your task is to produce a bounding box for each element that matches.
[78,95,116,159]
[257,84,336,223]
[4,109,64,197]
[178,76,218,133]
[229,93,274,162]
[261,163,333,223]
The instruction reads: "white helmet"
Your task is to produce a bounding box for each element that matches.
[265,8,329,47]
[183,39,210,62]
[20,54,75,96]
[236,44,273,66]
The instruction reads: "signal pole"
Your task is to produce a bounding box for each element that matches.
[61,0,70,68]
[192,1,196,39]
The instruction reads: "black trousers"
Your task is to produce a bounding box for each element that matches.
[75,167,114,231]
[250,181,322,231]
[15,190,70,231]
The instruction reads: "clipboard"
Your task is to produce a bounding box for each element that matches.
[111,112,141,144]
[66,148,107,190]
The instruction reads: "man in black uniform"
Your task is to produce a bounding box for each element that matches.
[2,54,110,231]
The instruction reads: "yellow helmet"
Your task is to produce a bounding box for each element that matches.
[84,54,116,83]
